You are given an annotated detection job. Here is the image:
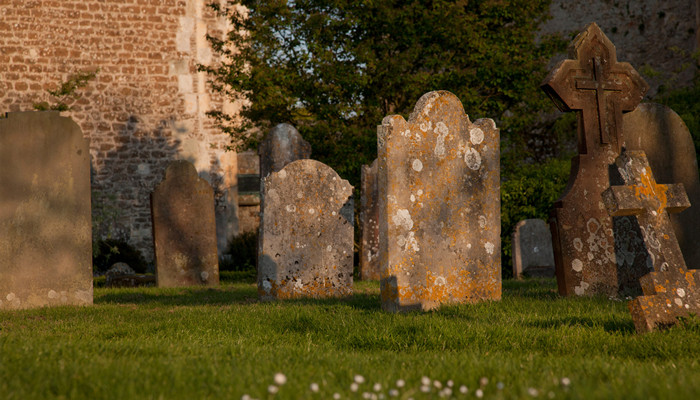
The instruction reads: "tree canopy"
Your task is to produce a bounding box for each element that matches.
[201,0,564,185]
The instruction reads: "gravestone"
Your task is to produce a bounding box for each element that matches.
[360,159,380,280]
[258,159,353,300]
[541,22,648,297]
[151,160,219,287]
[512,219,555,279]
[0,112,92,309]
[623,102,700,267]
[258,123,312,179]
[378,90,501,312]
[602,150,699,332]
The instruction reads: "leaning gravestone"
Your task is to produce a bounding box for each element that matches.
[541,22,649,297]
[602,150,699,333]
[623,102,700,268]
[258,123,312,179]
[512,219,555,279]
[0,112,92,309]
[360,159,380,280]
[151,160,219,287]
[378,90,501,312]
[258,159,353,300]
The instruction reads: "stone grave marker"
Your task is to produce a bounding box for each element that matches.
[0,112,92,309]
[623,102,700,267]
[378,90,501,312]
[512,219,555,279]
[602,150,699,333]
[151,160,219,287]
[541,22,649,297]
[360,159,380,280]
[258,159,353,300]
[258,123,312,179]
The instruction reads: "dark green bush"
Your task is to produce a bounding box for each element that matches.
[92,238,148,274]
[220,231,258,272]
[500,158,570,278]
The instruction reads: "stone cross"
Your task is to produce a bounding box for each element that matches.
[603,150,698,333]
[541,23,649,297]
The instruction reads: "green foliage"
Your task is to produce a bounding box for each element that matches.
[200,0,566,187]
[91,190,122,258]
[33,69,98,112]
[92,238,148,274]
[219,231,258,272]
[501,158,570,277]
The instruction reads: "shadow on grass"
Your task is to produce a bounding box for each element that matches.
[503,278,560,300]
[527,316,636,334]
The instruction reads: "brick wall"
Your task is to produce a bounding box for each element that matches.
[0,0,242,262]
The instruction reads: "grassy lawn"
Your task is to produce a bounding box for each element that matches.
[1,278,698,400]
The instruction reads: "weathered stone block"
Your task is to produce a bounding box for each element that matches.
[151,160,219,287]
[360,159,380,280]
[378,91,501,312]
[512,219,555,279]
[258,123,311,179]
[258,159,353,300]
[0,112,92,309]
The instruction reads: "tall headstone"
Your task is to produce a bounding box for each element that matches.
[0,112,92,309]
[602,150,699,333]
[378,91,501,312]
[258,123,312,179]
[541,23,649,297]
[151,160,219,287]
[360,159,380,280]
[623,102,700,267]
[258,159,353,300]
[512,219,555,279]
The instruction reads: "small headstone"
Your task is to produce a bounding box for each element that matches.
[512,219,555,279]
[623,102,700,267]
[602,150,699,333]
[105,262,136,279]
[151,160,219,287]
[378,90,501,312]
[541,23,649,297]
[360,159,380,280]
[0,112,92,310]
[258,123,312,179]
[258,159,353,300]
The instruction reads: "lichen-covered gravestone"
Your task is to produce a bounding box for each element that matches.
[151,160,219,287]
[541,22,649,297]
[602,150,699,333]
[623,102,700,268]
[378,91,501,312]
[512,219,555,279]
[258,123,312,179]
[258,159,353,300]
[0,112,92,309]
[360,159,380,280]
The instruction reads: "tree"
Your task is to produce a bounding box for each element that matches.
[200,0,565,186]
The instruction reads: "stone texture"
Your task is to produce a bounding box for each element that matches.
[602,150,698,333]
[258,159,354,300]
[360,159,380,280]
[512,219,555,279]
[258,123,312,179]
[623,102,700,268]
[237,151,261,234]
[0,112,92,310]
[541,23,649,297]
[151,160,219,287]
[378,91,501,312]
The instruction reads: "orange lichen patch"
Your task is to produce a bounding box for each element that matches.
[632,166,669,215]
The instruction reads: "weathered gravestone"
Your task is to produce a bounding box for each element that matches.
[378,91,501,312]
[258,159,353,300]
[360,159,380,280]
[0,112,92,309]
[258,123,312,179]
[541,22,649,297]
[602,150,699,333]
[151,160,219,287]
[512,219,555,279]
[623,102,700,268]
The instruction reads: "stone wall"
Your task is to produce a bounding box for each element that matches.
[0,0,241,261]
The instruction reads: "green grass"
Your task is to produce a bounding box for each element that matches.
[1,279,698,400]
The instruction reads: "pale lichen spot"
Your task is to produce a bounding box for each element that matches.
[677,288,686,298]
[201,271,209,281]
[573,238,583,252]
[587,252,594,261]
[674,298,683,307]
[417,189,423,196]
[434,122,449,158]
[478,215,487,228]
[420,120,432,132]
[297,191,303,198]
[327,245,333,252]
[574,281,589,295]
[48,290,58,299]
[392,209,413,230]
[294,279,303,289]
[572,259,583,272]
[332,211,337,216]
[6,293,15,301]
[435,276,446,286]
[410,194,415,202]
[285,204,296,212]
[464,148,481,170]
[309,208,315,214]
[484,242,495,254]
[262,280,272,292]
[469,127,484,145]
[412,159,423,172]
[278,169,287,179]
